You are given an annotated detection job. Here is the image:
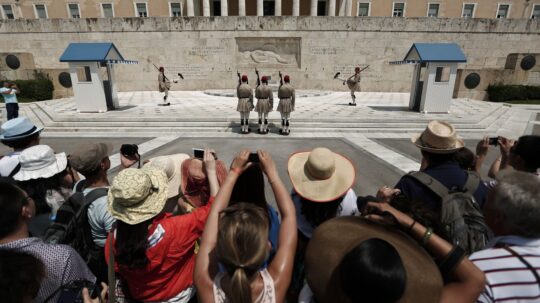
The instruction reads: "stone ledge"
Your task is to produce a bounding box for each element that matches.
[0,17,538,34]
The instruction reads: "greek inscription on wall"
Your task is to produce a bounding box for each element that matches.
[310,47,345,55]
[168,64,209,79]
[188,46,226,57]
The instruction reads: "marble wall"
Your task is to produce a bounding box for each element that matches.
[0,17,538,95]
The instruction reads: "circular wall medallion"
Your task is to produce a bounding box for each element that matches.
[5,54,20,70]
[520,55,536,71]
[464,73,481,89]
[58,72,72,88]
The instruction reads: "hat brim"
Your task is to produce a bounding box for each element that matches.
[287,151,355,202]
[411,134,465,154]
[0,127,43,141]
[305,217,443,303]
[13,152,67,181]
[146,153,190,199]
[108,167,169,225]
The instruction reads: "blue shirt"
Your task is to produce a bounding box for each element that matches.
[395,161,488,209]
[0,87,18,103]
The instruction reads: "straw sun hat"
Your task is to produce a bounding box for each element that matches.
[108,167,169,225]
[412,120,465,154]
[305,217,443,303]
[287,147,355,202]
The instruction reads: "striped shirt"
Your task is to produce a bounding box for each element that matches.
[470,236,540,302]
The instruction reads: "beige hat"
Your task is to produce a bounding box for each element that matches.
[69,142,112,175]
[144,153,190,199]
[287,147,355,202]
[306,217,443,303]
[412,120,465,154]
[108,167,169,225]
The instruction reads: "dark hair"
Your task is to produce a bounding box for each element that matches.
[16,170,69,215]
[230,165,270,220]
[513,135,540,171]
[339,238,407,303]
[0,181,28,238]
[300,194,343,228]
[0,250,45,302]
[1,133,40,150]
[453,147,475,171]
[421,150,457,166]
[115,219,152,269]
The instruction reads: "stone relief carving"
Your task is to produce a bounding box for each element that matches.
[236,38,301,68]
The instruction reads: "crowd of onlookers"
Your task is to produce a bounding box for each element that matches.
[0,116,539,303]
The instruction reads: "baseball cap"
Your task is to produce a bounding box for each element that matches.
[69,142,112,175]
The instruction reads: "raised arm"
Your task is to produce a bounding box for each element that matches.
[258,150,297,300]
[365,202,485,303]
[204,149,219,197]
[194,150,251,302]
[475,137,489,173]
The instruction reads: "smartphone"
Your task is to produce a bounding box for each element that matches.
[248,152,259,163]
[488,137,499,146]
[193,148,205,159]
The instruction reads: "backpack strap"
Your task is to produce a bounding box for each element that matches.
[74,179,88,193]
[8,163,21,178]
[84,187,108,204]
[463,171,481,194]
[408,171,449,199]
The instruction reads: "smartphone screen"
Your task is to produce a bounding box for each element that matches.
[193,148,204,159]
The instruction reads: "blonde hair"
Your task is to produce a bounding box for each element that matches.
[216,203,270,303]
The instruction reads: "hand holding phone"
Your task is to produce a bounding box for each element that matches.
[488,137,499,146]
[248,152,259,163]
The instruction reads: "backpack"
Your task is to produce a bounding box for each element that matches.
[408,171,489,254]
[44,186,108,264]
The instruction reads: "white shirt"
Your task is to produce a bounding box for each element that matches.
[0,151,20,177]
[470,235,540,302]
[293,188,358,239]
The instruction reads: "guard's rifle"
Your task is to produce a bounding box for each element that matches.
[153,63,169,82]
[278,71,283,87]
[255,68,261,87]
[237,70,241,85]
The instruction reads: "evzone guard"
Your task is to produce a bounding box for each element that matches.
[277,72,295,135]
[155,64,184,106]
[254,69,273,134]
[334,65,369,106]
[236,71,254,134]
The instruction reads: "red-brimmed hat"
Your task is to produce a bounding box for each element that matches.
[261,76,268,82]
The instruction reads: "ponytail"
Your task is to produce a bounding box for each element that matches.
[229,267,252,303]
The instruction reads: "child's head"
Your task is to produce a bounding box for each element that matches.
[216,202,270,303]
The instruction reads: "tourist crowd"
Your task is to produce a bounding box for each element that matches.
[0,116,539,303]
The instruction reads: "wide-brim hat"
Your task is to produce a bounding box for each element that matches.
[144,153,190,199]
[0,117,43,141]
[13,145,67,181]
[108,167,169,225]
[287,147,355,202]
[412,120,465,154]
[305,217,443,303]
[180,158,228,207]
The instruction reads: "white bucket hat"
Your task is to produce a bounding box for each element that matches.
[13,145,67,181]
